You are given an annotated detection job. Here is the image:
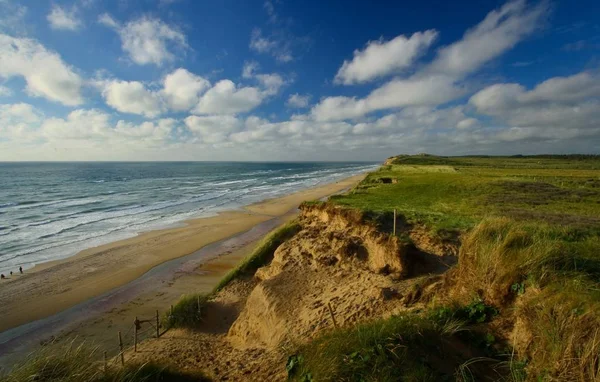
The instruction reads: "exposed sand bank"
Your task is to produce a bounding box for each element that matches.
[0,175,363,334]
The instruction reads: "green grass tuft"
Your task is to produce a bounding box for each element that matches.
[212,220,300,293]
[163,293,209,329]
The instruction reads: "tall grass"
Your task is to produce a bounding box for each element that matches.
[164,220,301,329]
[2,341,208,381]
[212,220,300,293]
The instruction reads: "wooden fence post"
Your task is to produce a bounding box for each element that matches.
[118,331,124,366]
[327,302,338,329]
[197,295,201,315]
[170,305,173,317]
[156,310,160,338]
[393,209,397,236]
[103,351,107,374]
[134,316,138,352]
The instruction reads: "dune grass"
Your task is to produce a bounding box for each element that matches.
[323,155,600,381]
[212,220,301,293]
[287,308,515,382]
[2,341,209,382]
[164,220,301,330]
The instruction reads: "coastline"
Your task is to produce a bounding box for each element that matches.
[0,174,364,335]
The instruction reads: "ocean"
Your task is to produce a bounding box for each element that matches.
[0,162,377,274]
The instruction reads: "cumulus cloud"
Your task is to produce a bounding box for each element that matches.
[286,93,311,108]
[470,71,600,140]
[40,109,174,147]
[162,68,210,111]
[0,34,84,105]
[96,79,164,118]
[312,0,547,121]
[193,80,264,115]
[47,5,82,31]
[335,30,438,85]
[99,14,188,66]
[184,115,242,143]
[312,75,461,121]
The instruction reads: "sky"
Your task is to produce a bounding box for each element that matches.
[0,0,599,161]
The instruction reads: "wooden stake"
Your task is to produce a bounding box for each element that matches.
[118,331,124,366]
[393,208,397,236]
[156,310,160,338]
[197,295,201,314]
[170,305,173,317]
[103,351,107,374]
[327,302,338,329]
[134,317,138,352]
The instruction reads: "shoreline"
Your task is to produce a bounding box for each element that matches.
[0,174,364,335]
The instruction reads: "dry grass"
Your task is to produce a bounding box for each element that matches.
[1,340,208,381]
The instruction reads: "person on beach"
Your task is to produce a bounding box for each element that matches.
[10,271,13,276]
[19,266,23,274]
[1,274,5,280]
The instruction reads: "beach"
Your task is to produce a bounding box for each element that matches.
[0,174,364,336]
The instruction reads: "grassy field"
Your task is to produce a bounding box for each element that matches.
[294,155,600,381]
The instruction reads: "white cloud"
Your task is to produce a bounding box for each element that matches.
[242,61,259,79]
[194,80,264,115]
[0,85,12,96]
[335,30,438,85]
[162,68,210,111]
[0,0,27,34]
[0,34,84,105]
[255,73,285,95]
[40,109,174,146]
[456,118,479,130]
[250,28,276,53]
[47,5,82,31]
[470,71,600,142]
[249,28,293,63]
[286,93,311,108]
[0,103,42,141]
[425,0,548,77]
[184,115,242,143]
[97,79,164,117]
[99,14,188,66]
[312,0,548,121]
[311,75,461,121]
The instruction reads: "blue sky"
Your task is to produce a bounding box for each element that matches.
[0,0,599,161]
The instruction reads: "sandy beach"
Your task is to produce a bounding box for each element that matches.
[0,175,363,335]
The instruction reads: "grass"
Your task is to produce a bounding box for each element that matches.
[212,220,301,293]
[164,220,301,329]
[322,155,600,381]
[287,310,513,382]
[1,341,209,382]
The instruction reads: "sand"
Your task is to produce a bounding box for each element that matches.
[0,175,363,335]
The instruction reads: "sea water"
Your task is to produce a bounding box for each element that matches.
[0,162,377,274]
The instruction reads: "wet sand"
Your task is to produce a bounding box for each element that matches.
[0,175,363,335]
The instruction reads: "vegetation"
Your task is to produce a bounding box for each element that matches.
[319,155,600,381]
[287,308,510,382]
[163,293,210,329]
[1,342,209,382]
[212,220,301,293]
[164,220,301,329]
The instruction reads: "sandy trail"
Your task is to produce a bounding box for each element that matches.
[0,175,363,368]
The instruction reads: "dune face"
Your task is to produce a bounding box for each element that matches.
[228,203,454,349]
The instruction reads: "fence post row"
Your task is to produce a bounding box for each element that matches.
[118,331,124,366]
[134,316,139,352]
[156,310,160,338]
[328,302,338,329]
